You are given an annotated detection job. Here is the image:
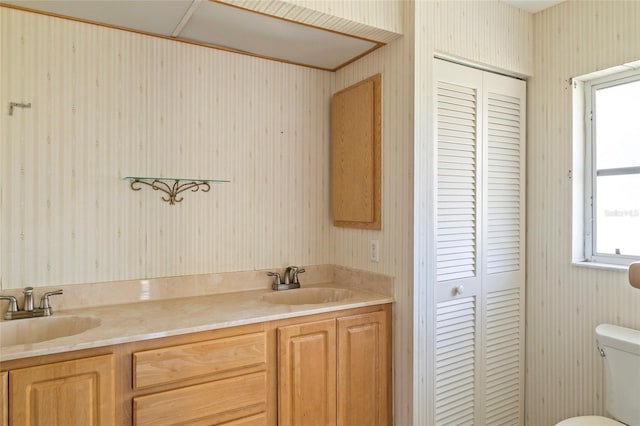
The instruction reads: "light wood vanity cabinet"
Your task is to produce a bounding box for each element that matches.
[278,319,337,426]
[132,332,268,426]
[1,371,7,426]
[337,312,389,426]
[0,304,391,426]
[278,310,390,426]
[9,354,115,426]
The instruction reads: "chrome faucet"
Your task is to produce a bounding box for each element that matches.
[23,287,35,312]
[0,287,63,320]
[288,266,306,286]
[267,266,306,291]
[283,266,297,285]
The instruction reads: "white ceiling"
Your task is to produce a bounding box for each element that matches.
[179,1,377,70]
[2,0,381,71]
[502,0,565,14]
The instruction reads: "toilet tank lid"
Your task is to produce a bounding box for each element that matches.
[596,324,640,355]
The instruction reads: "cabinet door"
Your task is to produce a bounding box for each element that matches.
[278,319,336,426]
[331,74,382,230]
[1,371,7,426]
[10,354,115,426]
[337,311,389,426]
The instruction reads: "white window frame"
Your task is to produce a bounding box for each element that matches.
[583,68,640,266]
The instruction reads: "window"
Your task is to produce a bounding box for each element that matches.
[583,68,640,265]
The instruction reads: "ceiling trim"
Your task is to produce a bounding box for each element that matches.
[172,0,203,38]
[0,2,385,72]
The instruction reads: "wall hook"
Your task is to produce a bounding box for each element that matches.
[9,102,31,116]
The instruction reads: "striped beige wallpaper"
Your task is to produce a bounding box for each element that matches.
[10,2,628,426]
[331,2,533,424]
[418,2,532,424]
[332,4,414,422]
[526,2,640,425]
[0,7,333,288]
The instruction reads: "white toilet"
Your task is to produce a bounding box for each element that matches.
[557,324,640,426]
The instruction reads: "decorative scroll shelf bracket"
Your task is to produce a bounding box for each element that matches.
[125,177,228,205]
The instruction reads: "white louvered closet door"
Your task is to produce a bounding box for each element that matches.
[435,60,483,426]
[434,59,526,426]
[481,71,526,426]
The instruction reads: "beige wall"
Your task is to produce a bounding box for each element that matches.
[526,2,640,424]
[0,7,333,288]
[330,1,533,424]
[332,4,415,422]
[418,2,533,423]
[15,2,639,426]
[0,2,534,424]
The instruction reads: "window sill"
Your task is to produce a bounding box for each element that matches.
[572,261,630,272]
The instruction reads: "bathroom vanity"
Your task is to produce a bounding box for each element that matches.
[0,268,393,426]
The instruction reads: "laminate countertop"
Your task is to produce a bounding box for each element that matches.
[0,283,393,362]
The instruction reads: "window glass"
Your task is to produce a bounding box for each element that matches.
[595,174,640,256]
[595,80,640,169]
[592,76,640,259]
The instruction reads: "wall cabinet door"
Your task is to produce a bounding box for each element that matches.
[337,311,389,426]
[331,74,382,230]
[9,354,115,426]
[278,319,337,426]
[434,58,526,426]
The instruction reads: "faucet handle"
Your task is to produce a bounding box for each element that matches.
[0,296,19,313]
[292,268,306,285]
[266,272,281,286]
[39,289,63,315]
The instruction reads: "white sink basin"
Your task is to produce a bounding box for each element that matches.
[262,288,355,305]
[0,315,101,346]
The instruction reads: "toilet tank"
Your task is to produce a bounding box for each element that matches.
[595,324,640,425]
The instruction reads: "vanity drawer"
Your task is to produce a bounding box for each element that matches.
[133,371,267,426]
[133,332,266,389]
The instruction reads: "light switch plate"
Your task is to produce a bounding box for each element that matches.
[370,239,380,262]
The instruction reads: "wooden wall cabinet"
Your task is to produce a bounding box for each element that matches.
[9,354,115,426]
[278,311,390,426]
[331,74,382,230]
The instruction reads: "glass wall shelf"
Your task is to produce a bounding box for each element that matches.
[123,176,230,205]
